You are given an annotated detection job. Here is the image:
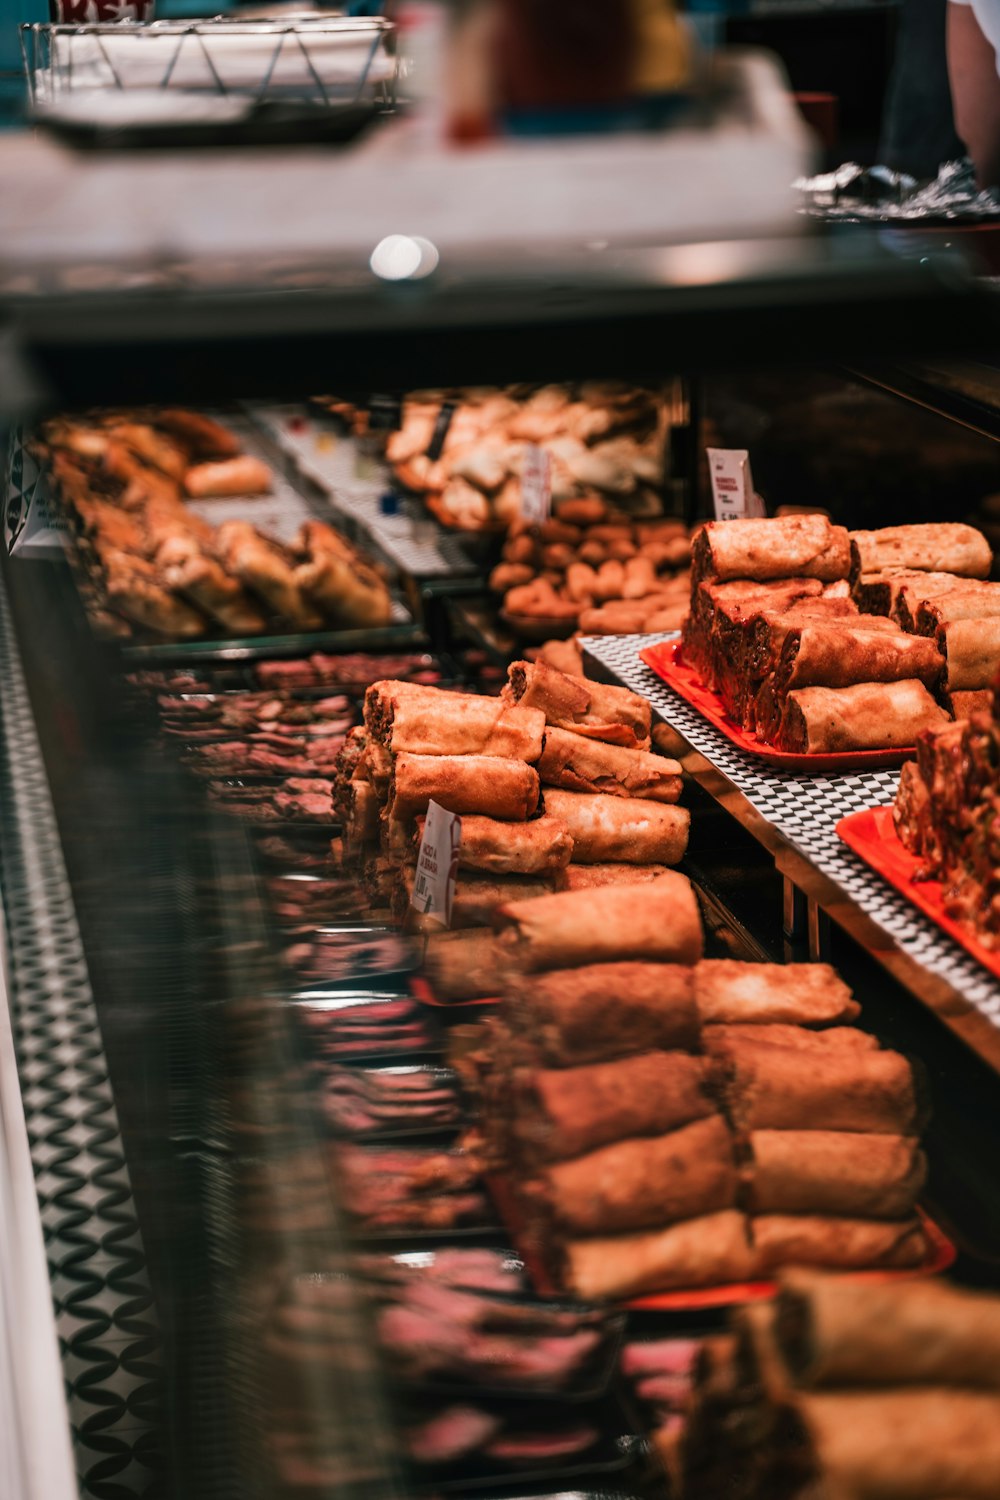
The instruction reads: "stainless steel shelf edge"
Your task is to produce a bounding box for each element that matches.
[583,631,1000,1074]
[0,561,162,1498]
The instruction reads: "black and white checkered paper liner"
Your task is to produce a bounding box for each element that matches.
[582,632,1000,1027]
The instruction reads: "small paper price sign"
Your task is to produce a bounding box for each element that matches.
[411,799,462,927]
[520,445,552,525]
[707,448,765,523]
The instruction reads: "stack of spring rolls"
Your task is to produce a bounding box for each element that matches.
[675,1270,1000,1500]
[680,517,999,753]
[335,680,550,926]
[477,918,930,1301]
[893,685,1000,947]
[330,661,690,953]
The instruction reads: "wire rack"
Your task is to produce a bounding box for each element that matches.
[21,15,397,110]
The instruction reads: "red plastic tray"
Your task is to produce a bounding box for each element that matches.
[640,640,915,772]
[487,1173,953,1311]
[410,976,501,1010]
[838,805,1000,982]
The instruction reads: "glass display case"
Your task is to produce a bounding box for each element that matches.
[3,230,1000,1500]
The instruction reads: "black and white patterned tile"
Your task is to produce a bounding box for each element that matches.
[582,631,1000,1026]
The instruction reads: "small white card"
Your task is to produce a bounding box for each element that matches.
[520,445,552,525]
[411,799,461,926]
[707,448,765,523]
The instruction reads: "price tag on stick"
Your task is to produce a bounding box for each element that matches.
[707,448,765,522]
[411,799,462,927]
[520,445,552,525]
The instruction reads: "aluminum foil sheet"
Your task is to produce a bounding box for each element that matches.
[796,158,1000,224]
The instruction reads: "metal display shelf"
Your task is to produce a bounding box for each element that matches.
[249,405,477,582]
[843,358,1000,446]
[583,631,1000,1076]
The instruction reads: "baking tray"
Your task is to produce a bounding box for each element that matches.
[400,1389,646,1492]
[292,991,440,1064]
[487,1176,955,1311]
[286,926,420,987]
[640,640,915,771]
[314,1061,464,1142]
[379,1287,626,1404]
[331,1142,498,1241]
[838,805,1000,981]
[266,870,366,927]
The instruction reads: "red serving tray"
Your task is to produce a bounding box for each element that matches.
[837,805,1000,982]
[640,640,915,772]
[410,976,502,1010]
[487,1174,953,1311]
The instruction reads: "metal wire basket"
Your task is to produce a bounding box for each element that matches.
[21,14,397,111]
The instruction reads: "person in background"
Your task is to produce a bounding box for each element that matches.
[948,0,1000,185]
[878,0,964,178]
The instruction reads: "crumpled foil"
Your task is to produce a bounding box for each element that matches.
[795,158,1000,223]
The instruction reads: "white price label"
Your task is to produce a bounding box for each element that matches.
[410,799,461,926]
[5,433,68,559]
[520,445,552,525]
[707,448,765,523]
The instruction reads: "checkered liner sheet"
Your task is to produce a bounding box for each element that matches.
[582,632,1000,1027]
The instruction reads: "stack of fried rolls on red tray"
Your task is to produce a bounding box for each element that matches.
[680,517,999,753]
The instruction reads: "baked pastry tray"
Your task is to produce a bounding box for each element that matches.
[640,639,914,771]
[838,806,1000,983]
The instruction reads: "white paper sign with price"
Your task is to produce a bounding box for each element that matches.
[707,448,765,522]
[410,799,462,926]
[520,445,552,525]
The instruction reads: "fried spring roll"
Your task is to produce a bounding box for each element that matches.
[294,521,392,628]
[390,754,540,822]
[495,873,703,972]
[508,961,699,1065]
[530,1114,737,1234]
[504,659,652,748]
[558,863,677,891]
[849,522,992,581]
[214,521,323,630]
[367,682,545,760]
[945,688,994,718]
[542,789,689,865]
[753,1214,927,1273]
[787,1388,1000,1500]
[559,1210,755,1300]
[777,680,948,755]
[748,1130,926,1217]
[776,1268,1000,1388]
[914,582,1000,634]
[154,408,242,459]
[721,1042,921,1135]
[515,1051,715,1162]
[537,727,682,802]
[185,456,273,496]
[415,812,574,877]
[939,617,1000,692]
[692,516,852,585]
[704,1024,878,1054]
[423,928,499,1001]
[775,626,943,693]
[694,961,861,1027]
[400,867,555,931]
